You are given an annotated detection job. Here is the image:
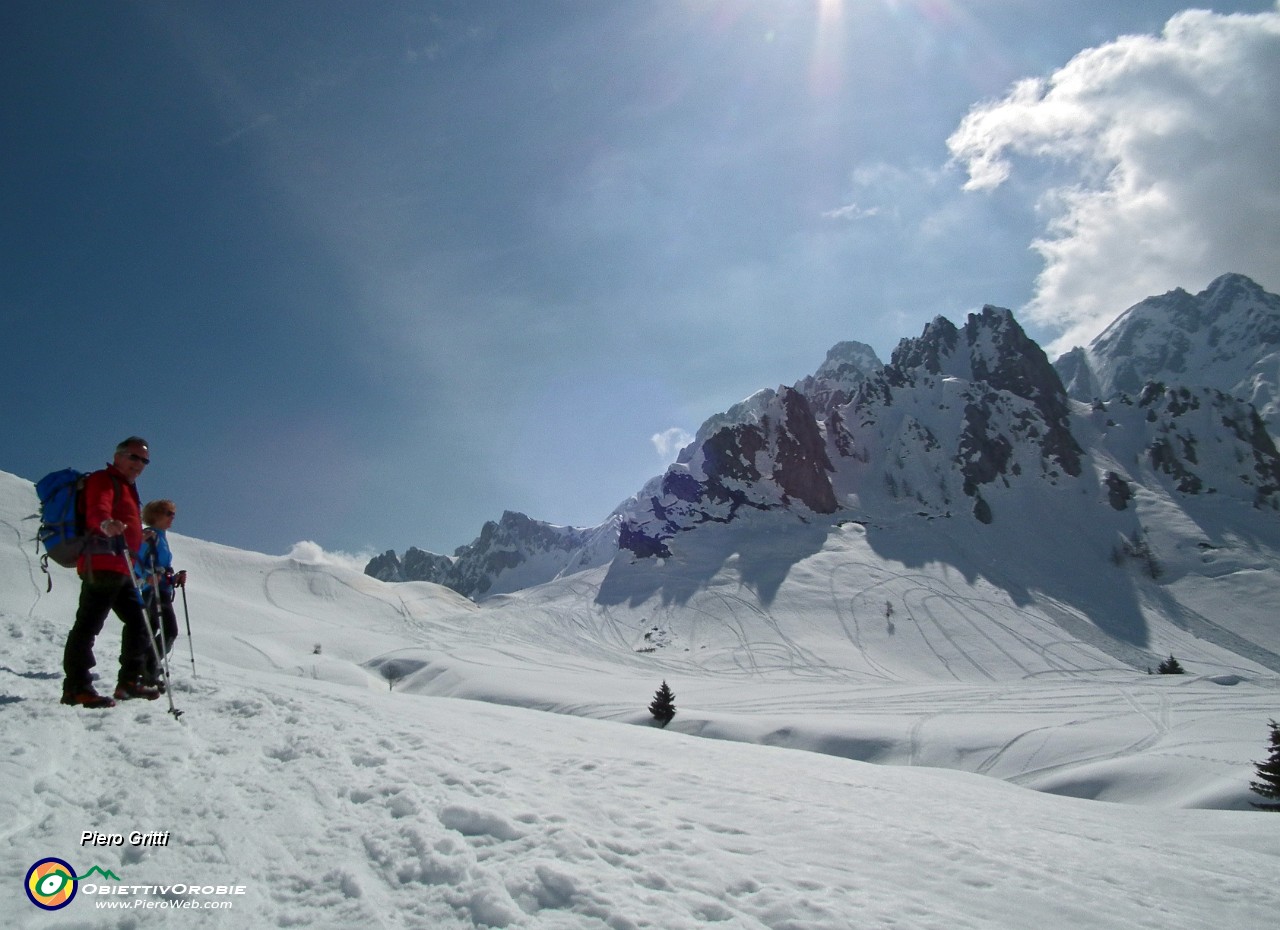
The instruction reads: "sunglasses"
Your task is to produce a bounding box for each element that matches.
[126,453,150,465]
[160,509,176,517]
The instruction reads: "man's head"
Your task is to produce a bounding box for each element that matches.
[113,436,150,482]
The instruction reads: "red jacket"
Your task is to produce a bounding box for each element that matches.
[78,464,143,577]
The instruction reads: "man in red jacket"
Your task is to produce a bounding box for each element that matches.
[61,436,159,708]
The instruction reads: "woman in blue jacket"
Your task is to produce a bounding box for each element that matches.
[135,499,187,690]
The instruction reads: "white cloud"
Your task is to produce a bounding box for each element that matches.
[651,427,694,461]
[823,202,882,222]
[947,6,1280,354]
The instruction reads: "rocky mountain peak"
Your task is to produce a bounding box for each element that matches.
[872,306,1082,484]
[795,340,883,416]
[366,547,453,585]
[1056,273,1280,430]
[887,315,960,380]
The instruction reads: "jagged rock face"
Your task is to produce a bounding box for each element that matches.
[676,342,884,467]
[402,547,454,584]
[794,340,883,416]
[449,511,605,598]
[774,388,839,513]
[832,306,1084,523]
[364,547,453,584]
[887,315,960,381]
[885,306,1082,480]
[621,307,1084,554]
[1093,384,1280,508]
[1056,273,1280,430]
[620,386,838,557]
[365,550,404,583]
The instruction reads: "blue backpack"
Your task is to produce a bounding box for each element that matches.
[34,468,122,590]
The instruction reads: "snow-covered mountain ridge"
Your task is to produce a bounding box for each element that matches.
[367,510,619,599]
[375,276,1280,623]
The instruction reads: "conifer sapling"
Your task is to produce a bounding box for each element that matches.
[1250,719,1280,812]
[649,680,676,727]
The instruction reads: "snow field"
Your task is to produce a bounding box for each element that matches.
[3,646,1279,930]
[2,469,1279,928]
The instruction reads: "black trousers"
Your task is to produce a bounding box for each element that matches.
[144,591,179,680]
[63,572,149,691]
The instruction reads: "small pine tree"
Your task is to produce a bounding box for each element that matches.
[381,661,406,691]
[1157,655,1185,675]
[649,680,676,727]
[1251,719,1280,812]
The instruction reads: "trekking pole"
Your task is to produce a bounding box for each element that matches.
[121,546,183,720]
[148,582,171,689]
[180,582,196,677]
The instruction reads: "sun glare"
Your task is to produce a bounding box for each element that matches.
[817,0,846,23]
[811,0,848,95]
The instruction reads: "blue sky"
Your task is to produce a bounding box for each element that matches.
[3,1,1278,560]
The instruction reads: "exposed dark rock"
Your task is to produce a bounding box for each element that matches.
[702,423,767,487]
[365,550,404,583]
[958,403,1014,497]
[771,388,837,514]
[619,522,671,559]
[972,493,993,525]
[1104,472,1133,511]
[964,306,1082,478]
[889,315,959,378]
[401,547,454,584]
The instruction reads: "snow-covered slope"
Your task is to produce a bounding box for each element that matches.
[3,468,1279,928]
[1057,273,1280,429]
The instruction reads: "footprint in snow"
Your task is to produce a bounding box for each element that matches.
[438,804,526,842]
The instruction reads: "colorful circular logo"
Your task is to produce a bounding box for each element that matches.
[25,858,78,910]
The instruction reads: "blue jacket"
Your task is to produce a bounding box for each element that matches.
[135,528,175,599]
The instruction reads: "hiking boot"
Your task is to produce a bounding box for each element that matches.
[61,688,116,709]
[114,681,161,701]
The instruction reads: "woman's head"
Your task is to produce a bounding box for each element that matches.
[142,499,177,526]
